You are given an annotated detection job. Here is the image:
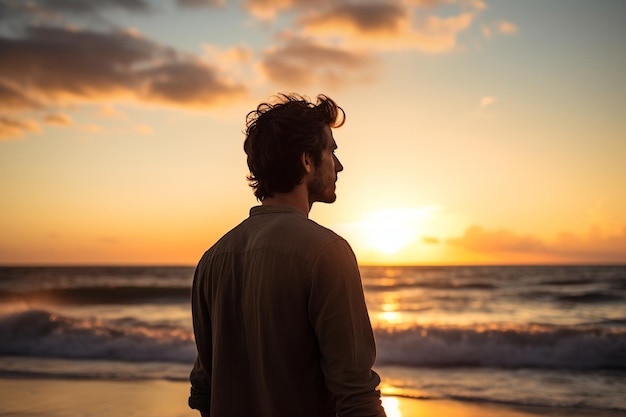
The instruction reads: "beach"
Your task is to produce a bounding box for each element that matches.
[4,377,619,417]
[1,265,624,416]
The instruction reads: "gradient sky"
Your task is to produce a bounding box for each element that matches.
[1,0,625,265]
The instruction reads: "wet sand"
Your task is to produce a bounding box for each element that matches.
[0,378,620,417]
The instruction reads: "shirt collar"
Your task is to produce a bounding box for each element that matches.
[249,205,307,218]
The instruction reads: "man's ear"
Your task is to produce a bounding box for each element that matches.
[302,152,313,174]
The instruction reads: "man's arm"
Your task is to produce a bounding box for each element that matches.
[189,259,212,415]
[308,238,386,417]
[189,357,211,414]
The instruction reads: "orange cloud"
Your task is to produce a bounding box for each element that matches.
[448,225,546,253]
[2,0,151,17]
[482,20,518,38]
[244,0,329,20]
[96,104,126,120]
[246,0,484,19]
[448,225,626,263]
[176,0,224,7]
[204,44,254,64]
[259,34,380,89]
[248,0,479,53]
[140,60,247,107]
[481,24,493,38]
[0,81,40,109]
[498,20,518,35]
[480,96,495,106]
[299,4,474,52]
[0,0,251,140]
[0,116,40,140]
[133,124,153,136]
[408,0,486,9]
[298,3,408,37]
[80,124,103,133]
[44,113,73,126]
[0,0,151,36]
[409,13,475,52]
[202,43,255,82]
[0,26,247,142]
[0,26,247,109]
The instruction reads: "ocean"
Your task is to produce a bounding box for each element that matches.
[1,265,625,414]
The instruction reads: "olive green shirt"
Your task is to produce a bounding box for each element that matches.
[189,205,385,417]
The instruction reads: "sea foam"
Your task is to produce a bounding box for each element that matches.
[2,309,625,370]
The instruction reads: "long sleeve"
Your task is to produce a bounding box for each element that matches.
[308,239,386,417]
[189,260,212,413]
[188,206,386,416]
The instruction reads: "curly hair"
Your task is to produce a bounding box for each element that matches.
[243,94,345,201]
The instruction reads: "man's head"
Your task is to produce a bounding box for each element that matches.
[244,94,345,201]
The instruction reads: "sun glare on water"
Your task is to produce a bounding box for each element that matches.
[381,397,402,417]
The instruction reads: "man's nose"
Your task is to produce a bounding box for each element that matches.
[334,155,344,172]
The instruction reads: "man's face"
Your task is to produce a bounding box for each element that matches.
[307,125,343,205]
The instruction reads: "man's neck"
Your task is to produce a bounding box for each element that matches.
[261,184,311,216]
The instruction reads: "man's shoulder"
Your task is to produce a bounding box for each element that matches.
[233,206,345,250]
[200,205,351,260]
[300,216,343,244]
[252,205,341,237]
[261,206,343,243]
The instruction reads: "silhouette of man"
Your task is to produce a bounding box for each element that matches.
[189,94,386,417]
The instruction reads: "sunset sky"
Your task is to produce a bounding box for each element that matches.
[1,0,625,265]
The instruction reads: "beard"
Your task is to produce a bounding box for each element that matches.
[307,169,337,204]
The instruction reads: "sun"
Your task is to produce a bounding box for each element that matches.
[360,207,435,254]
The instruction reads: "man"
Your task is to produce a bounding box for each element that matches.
[189,94,386,417]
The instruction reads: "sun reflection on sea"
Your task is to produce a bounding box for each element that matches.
[381,397,402,417]
[376,295,405,326]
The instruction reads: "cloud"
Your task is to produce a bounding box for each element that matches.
[298,3,408,37]
[97,104,126,120]
[0,116,40,140]
[47,0,150,14]
[133,124,153,136]
[448,225,626,263]
[80,124,102,133]
[408,0,486,9]
[0,0,151,17]
[482,20,518,39]
[244,0,331,20]
[247,0,479,53]
[1,0,513,141]
[480,96,495,107]
[259,34,380,89]
[298,4,475,52]
[0,25,248,111]
[176,0,224,8]
[202,43,255,81]
[203,44,254,69]
[553,226,626,261]
[0,80,40,109]
[245,0,484,20]
[0,1,251,141]
[473,95,497,118]
[408,13,475,52]
[498,20,518,35]
[44,113,73,126]
[481,25,492,38]
[140,60,247,107]
[0,0,151,30]
[448,226,546,253]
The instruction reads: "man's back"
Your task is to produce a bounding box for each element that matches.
[189,205,384,416]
